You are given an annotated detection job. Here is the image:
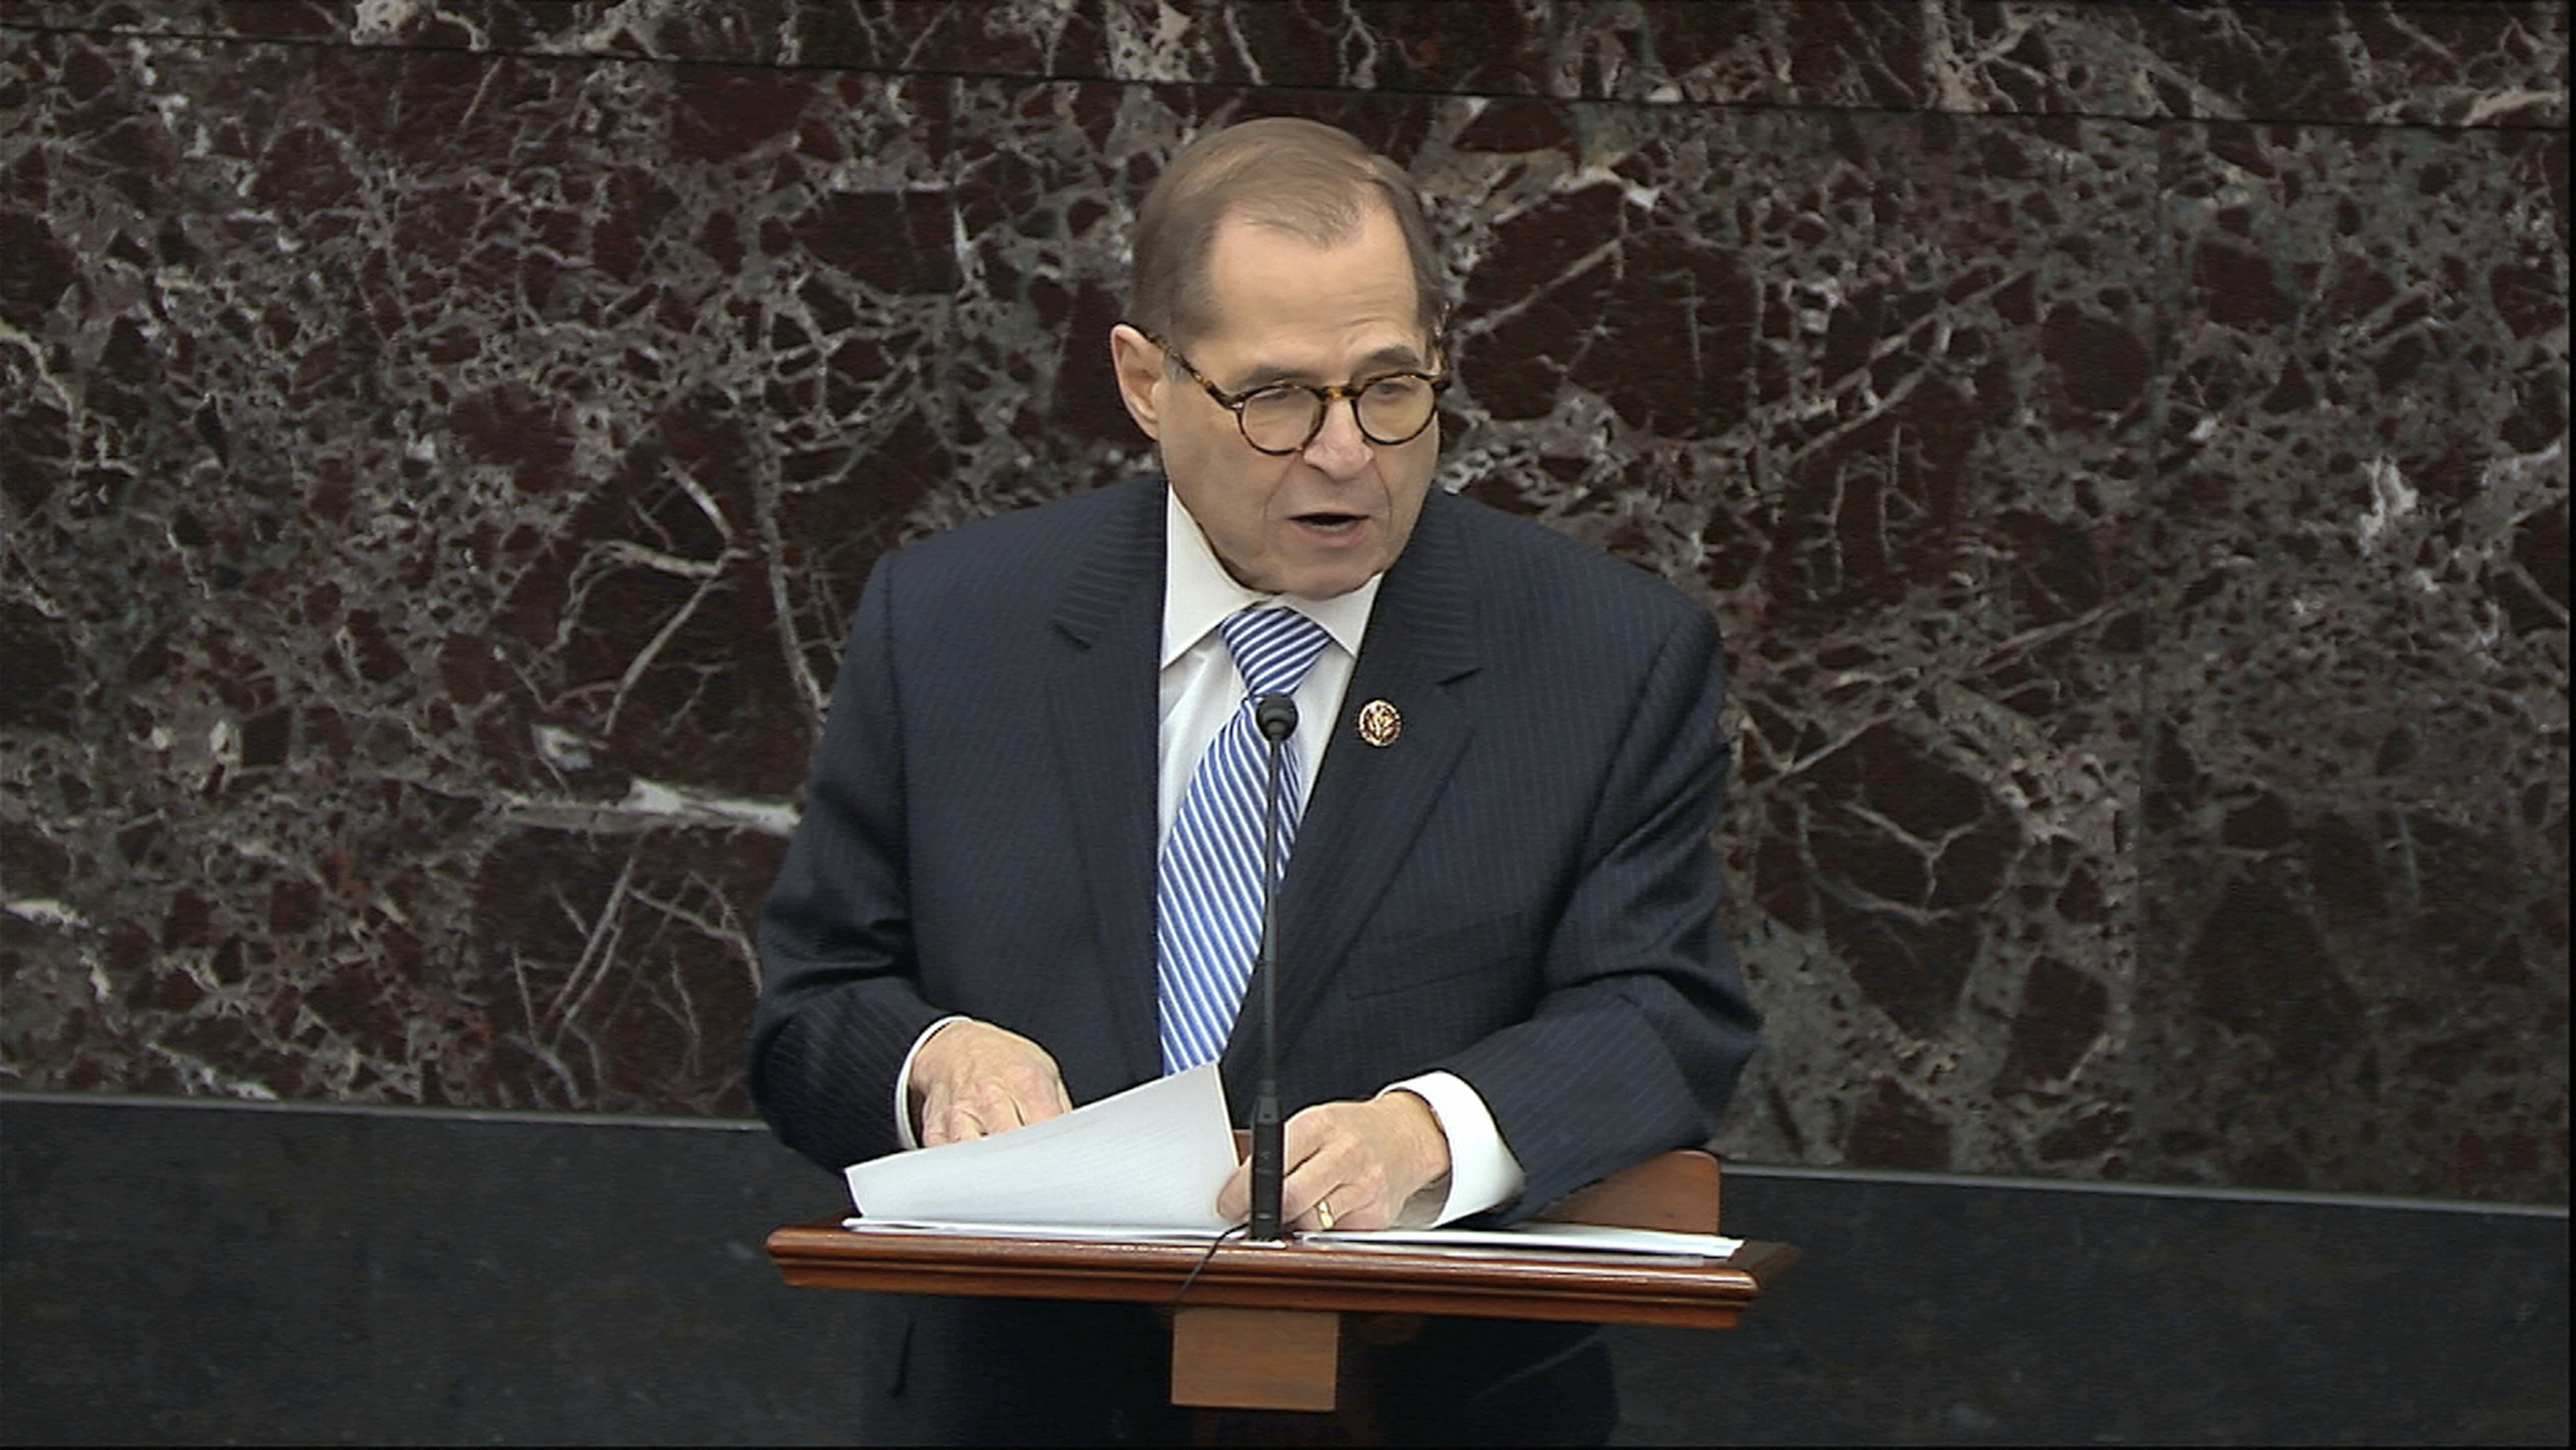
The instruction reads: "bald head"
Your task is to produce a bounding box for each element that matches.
[1125,117,1449,349]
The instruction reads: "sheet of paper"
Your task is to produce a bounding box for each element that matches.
[835,1219,1231,1243]
[1306,1222,1742,1259]
[841,1060,1237,1232]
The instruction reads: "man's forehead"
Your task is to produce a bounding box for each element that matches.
[1217,341,1434,390]
[1192,211,1430,373]
[1202,204,1406,273]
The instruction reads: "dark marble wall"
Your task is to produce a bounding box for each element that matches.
[1,3,2565,1203]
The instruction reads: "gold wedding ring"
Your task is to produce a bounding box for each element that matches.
[1315,1197,1336,1231]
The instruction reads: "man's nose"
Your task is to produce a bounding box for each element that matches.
[1300,399,1373,475]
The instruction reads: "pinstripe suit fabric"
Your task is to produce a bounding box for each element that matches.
[749,475,1758,1442]
[753,473,1756,1209]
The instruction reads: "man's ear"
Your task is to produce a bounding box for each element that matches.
[1108,324,1166,441]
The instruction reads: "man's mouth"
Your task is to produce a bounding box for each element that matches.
[1292,511,1367,533]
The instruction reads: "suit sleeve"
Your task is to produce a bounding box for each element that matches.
[1433,603,1759,1221]
[747,556,946,1172]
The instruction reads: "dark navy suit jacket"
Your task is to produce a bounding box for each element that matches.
[748,476,1758,1442]
[752,474,1758,1216]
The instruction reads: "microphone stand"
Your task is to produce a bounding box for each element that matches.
[1247,693,1298,1242]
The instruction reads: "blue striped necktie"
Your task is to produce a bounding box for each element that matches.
[1156,606,1334,1074]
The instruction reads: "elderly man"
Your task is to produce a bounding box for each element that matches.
[751,116,1759,1445]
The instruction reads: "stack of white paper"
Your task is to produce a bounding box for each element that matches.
[839,1060,1740,1260]
[1307,1222,1742,1258]
[842,1061,1237,1233]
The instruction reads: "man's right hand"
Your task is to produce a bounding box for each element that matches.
[908,1018,1072,1147]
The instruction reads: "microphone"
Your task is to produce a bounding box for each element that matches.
[1247,692,1298,1241]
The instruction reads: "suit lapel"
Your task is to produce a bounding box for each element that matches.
[1232,491,1483,1089]
[1044,479,1167,1086]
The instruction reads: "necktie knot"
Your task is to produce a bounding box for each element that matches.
[1218,606,1332,699]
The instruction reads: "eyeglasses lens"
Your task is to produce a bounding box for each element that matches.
[1238,379,1438,453]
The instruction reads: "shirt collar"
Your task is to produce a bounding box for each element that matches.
[1162,485,1380,668]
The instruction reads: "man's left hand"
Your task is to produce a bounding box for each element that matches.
[1215,1090,1452,1232]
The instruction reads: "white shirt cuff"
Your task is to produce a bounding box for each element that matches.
[1383,1070,1525,1225]
[893,1016,970,1150]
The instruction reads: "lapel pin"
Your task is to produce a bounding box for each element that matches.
[1356,698,1401,748]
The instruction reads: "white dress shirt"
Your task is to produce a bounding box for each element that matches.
[895,489,1525,1226]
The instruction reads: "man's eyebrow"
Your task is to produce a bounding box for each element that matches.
[1231,344,1435,390]
[1353,342,1435,375]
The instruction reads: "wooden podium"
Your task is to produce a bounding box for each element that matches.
[767,1149,1794,1429]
